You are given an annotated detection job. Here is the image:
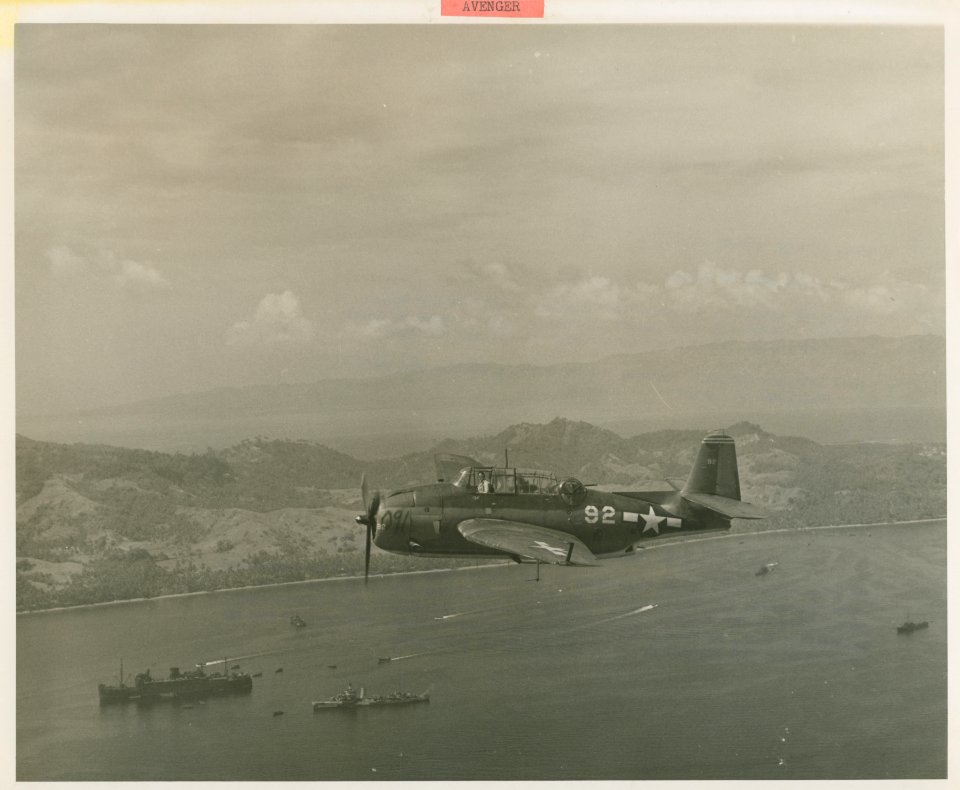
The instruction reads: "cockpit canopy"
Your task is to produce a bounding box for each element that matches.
[452,466,559,495]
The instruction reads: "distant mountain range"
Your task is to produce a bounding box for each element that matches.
[15,417,947,611]
[17,334,946,453]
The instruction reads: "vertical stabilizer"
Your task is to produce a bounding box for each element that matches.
[682,430,741,500]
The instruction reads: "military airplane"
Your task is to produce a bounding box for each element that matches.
[355,430,765,580]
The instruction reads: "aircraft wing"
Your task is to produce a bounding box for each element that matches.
[457,519,599,566]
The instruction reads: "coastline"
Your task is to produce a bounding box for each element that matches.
[15,559,512,616]
[16,516,946,617]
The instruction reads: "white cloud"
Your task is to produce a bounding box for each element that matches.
[482,262,523,293]
[664,261,790,311]
[360,318,392,338]
[842,279,933,316]
[535,275,624,320]
[407,315,446,335]
[665,270,693,289]
[46,245,86,275]
[226,290,315,346]
[45,244,170,292]
[356,313,447,339]
[113,259,171,292]
[528,263,942,338]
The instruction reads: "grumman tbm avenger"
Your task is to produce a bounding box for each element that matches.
[356,430,765,581]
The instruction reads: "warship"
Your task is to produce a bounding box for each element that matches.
[313,684,430,711]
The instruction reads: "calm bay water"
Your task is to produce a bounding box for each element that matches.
[17,521,947,780]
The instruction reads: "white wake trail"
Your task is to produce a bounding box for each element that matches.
[594,603,658,626]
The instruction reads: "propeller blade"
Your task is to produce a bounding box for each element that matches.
[364,519,372,583]
[359,479,380,585]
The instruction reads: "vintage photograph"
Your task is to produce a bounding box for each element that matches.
[13,9,947,782]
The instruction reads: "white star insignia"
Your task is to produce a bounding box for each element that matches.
[640,506,666,534]
[530,540,568,557]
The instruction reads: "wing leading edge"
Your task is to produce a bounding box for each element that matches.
[457,519,599,566]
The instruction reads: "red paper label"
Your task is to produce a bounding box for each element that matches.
[441,0,544,17]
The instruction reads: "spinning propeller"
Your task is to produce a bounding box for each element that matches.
[355,473,380,584]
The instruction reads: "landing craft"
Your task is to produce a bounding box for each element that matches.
[356,430,765,580]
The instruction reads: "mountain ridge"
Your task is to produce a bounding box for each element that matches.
[16,334,946,454]
[16,417,947,611]
[26,334,945,418]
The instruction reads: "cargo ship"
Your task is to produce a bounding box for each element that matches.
[97,659,139,704]
[313,684,430,711]
[99,659,253,704]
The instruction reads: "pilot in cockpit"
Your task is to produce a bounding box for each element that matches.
[477,471,494,494]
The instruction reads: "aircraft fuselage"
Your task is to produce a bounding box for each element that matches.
[373,482,727,561]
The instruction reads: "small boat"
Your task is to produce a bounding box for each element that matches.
[273,710,284,717]
[897,620,929,634]
[275,668,284,674]
[755,562,779,577]
[327,665,337,670]
[290,615,307,628]
[378,657,392,664]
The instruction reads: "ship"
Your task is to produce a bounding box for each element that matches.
[99,659,254,704]
[755,562,779,577]
[313,683,363,709]
[97,659,138,704]
[313,684,430,711]
[361,690,431,707]
[896,620,929,634]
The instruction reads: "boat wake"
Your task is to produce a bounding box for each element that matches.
[594,603,658,625]
[433,601,516,621]
[202,650,278,667]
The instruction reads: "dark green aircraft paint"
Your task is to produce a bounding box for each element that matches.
[356,431,765,577]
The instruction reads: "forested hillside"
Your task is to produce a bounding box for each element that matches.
[16,420,946,611]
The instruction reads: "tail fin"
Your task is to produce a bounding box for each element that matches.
[681,430,765,520]
[683,429,742,500]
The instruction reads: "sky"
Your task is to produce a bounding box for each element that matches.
[14,23,944,414]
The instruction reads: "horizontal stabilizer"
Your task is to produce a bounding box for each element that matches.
[682,492,766,520]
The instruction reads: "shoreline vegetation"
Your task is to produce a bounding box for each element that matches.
[14,560,512,617]
[16,421,947,613]
[16,517,946,617]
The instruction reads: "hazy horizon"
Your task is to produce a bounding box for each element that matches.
[13,330,943,418]
[15,333,946,455]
